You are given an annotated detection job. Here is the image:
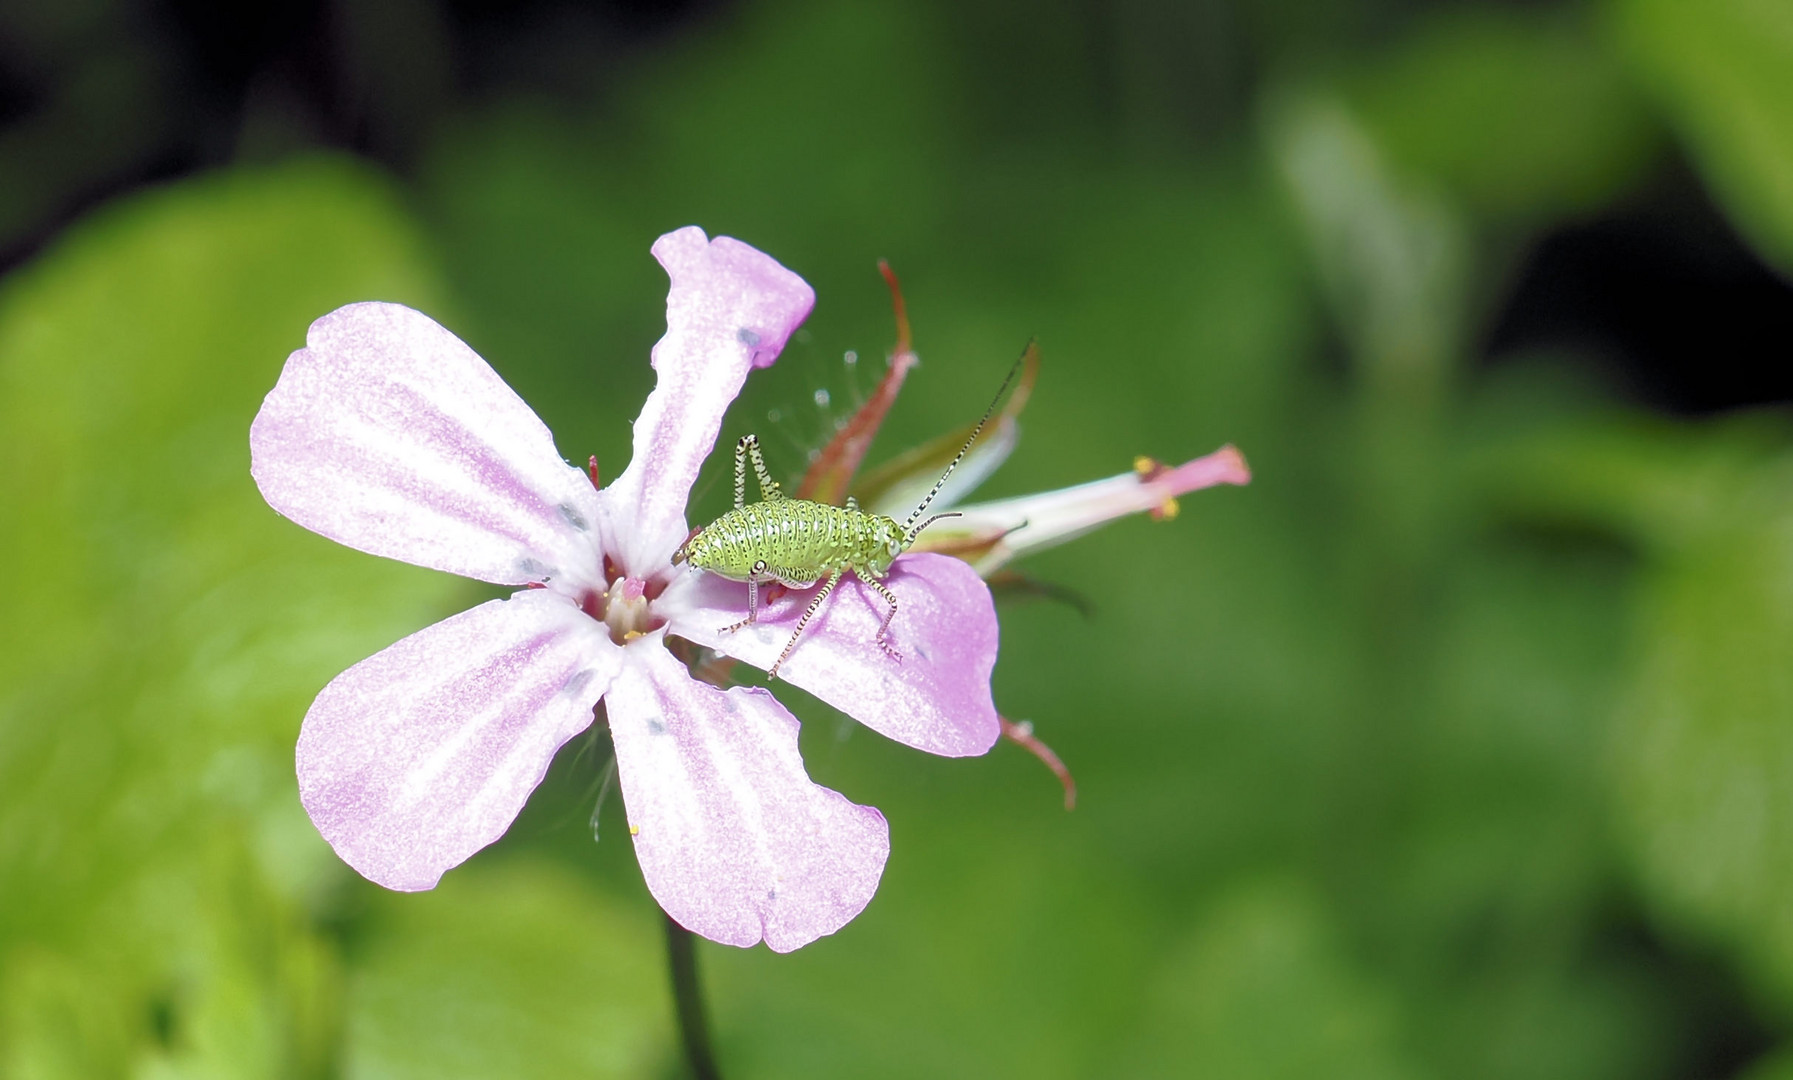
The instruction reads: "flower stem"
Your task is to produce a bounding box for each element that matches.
[664,911,722,1079]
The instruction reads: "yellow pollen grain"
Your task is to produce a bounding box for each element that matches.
[629,825,640,836]
[623,630,643,642]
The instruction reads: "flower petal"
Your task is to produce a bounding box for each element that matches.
[662,553,1001,757]
[297,590,617,891]
[252,302,604,591]
[607,638,888,952]
[599,227,814,578]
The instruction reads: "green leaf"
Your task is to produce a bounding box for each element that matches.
[1266,92,1467,386]
[1121,879,1427,1080]
[0,156,460,1074]
[1347,9,1656,223]
[1610,446,1793,1011]
[1615,0,1793,275]
[344,861,671,1079]
[1487,406,1793,1016]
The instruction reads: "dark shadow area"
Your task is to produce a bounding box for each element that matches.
[0,0,729,270]
[1593,898,1780,1080]
[1485,161,1793,415]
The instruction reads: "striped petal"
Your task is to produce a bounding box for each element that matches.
[662,552,1001,757]
[297,590,617,891]
[598,228,814,579]
[252,302,604,592]
[607,638,888,952]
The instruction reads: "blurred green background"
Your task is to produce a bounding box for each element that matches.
[4,0,1793,1076]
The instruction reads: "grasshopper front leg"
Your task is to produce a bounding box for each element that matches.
[861,575,902,661]
[721,559,770,634]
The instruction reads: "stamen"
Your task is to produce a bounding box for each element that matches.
[600,576,657,644]
[1133,456,1184,519]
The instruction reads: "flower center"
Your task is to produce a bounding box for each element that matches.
[593,576,659,645]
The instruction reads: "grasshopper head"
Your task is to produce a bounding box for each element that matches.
[862,515,907,577]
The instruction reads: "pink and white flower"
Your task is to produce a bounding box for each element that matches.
[250,227,1000,952]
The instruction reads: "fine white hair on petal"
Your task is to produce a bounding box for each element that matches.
[297,589,619,892]
[606,635,889,952]
[251,302,605,592]
[598,227,816,579]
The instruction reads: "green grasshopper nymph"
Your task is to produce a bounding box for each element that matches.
[672,345,1029,680]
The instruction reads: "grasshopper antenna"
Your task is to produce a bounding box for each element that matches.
[904,339,1036,540]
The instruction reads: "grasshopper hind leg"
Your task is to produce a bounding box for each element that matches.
[733,434,783,510]
[761,570,903,679]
